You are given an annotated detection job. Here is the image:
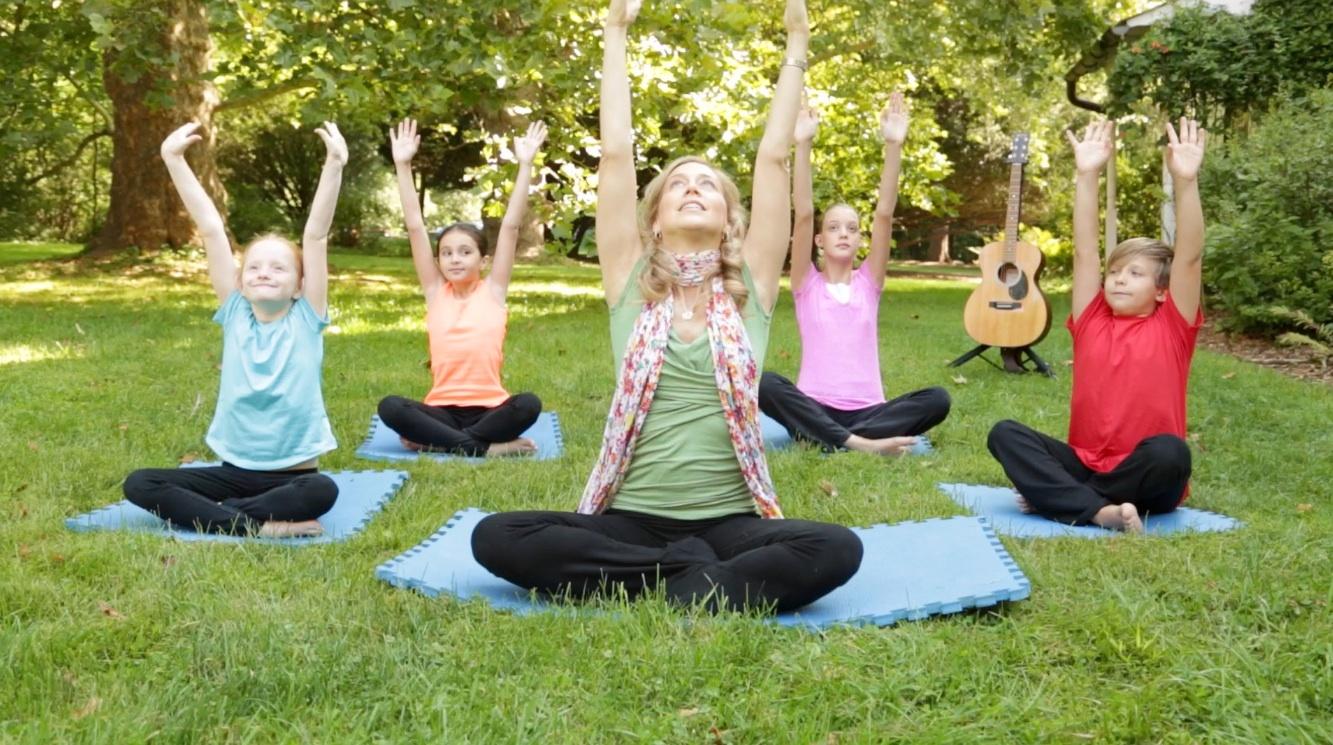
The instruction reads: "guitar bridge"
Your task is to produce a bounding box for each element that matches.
[988,301,1022,310]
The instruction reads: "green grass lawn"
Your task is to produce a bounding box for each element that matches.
[0,241,84,266]
[1,249,1329,743]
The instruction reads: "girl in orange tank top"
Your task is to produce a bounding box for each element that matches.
[376,119,546,457]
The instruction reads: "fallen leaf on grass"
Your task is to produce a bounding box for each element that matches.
[819,480,839,498]
[27,441,39,452]
[178,452,198,464]
[72,697,101,719]
[710,726,727,744]
[1296,503,1313,513]
[17,544,31,559]
[117,423,128,432]
[75,322,86,335]
[951,374,968,385]
[677,708,700,718]
[826,734,842,745]
[1221,372,1236,380]
[161,555,178,568]
[98,602,125,621]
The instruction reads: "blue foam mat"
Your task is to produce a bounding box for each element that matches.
[939,482,1242,538]
[761,413,934,455]
[356,412,564,463]
[66,469,408,544]
[376,508,1030,629]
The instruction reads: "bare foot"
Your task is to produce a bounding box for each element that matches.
[399,436,426,452]
[844,435,918,457]
[257,520,324,538]
[1092,503,1144,533]
[1016,495,1035,514]
[486,437,536,457]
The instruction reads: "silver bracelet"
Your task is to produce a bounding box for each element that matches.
[781,57,808,72]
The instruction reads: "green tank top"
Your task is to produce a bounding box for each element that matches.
[606,257,772,519]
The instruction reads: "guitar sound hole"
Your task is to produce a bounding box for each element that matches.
[997,262,1021,287]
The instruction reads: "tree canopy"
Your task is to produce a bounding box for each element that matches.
[3,0,1143,257]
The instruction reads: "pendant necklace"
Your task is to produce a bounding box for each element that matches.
[678,287,697,320]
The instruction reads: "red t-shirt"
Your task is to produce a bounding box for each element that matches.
[1067,292,1202,476]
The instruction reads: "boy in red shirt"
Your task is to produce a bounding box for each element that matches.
[987,118,1207,532]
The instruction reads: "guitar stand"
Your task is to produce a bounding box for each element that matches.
[948,344,1054,378]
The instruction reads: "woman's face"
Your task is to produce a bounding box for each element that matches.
[653,161,729,241]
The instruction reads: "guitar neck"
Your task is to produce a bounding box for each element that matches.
[1004,162,1024,260]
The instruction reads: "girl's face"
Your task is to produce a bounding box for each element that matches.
[652,161,729,241]
[815,205,861,263]
[240,239,301,304]
[437,230,486,283]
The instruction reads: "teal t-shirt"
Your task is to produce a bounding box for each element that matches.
[607,259,771,519]
[205,291,337,470]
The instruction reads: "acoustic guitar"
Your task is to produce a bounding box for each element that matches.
[962,132,1051,349]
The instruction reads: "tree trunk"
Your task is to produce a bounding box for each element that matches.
[482,212,546,261]
[90,0,225,255]
[930,224,952,263]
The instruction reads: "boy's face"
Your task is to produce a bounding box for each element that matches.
[1103,255,1166,317]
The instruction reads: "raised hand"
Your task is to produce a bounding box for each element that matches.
[1165,117,1206,182]
[315,122,348,167]
[879,91,909,145]
[389,119,420,165]
[607,0,641,27]
[785,0,809,37]
[794,98,819,144]
[514,121,547,166]
[161,122,203,160]
[1065,120,1114,175]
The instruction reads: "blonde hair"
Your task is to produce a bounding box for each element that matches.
[637,156,749,309]
[1106,237,1172,288]
[241,233,304,278]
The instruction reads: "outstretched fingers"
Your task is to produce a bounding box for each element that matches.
[315,121,348,165]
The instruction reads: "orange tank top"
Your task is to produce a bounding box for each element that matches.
[422,280,510,407]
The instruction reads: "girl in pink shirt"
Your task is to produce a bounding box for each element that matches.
[759,93,949,455]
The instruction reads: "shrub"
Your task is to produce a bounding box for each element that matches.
[1202,89,1333,332]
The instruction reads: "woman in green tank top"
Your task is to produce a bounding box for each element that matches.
[471,0,862,614]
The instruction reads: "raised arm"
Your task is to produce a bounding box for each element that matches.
[1165,117,1206,322]
[161,122,234,303]
[1066,121,1114,322]
[744,0,809,312]
[864,92,908,283]
[389,119,444,299]
[788,101,818,292]
[595,0,643,306]
[302,122,346,317]
[488,121,547,301]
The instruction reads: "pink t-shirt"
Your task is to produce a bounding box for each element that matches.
[793,262,886,410]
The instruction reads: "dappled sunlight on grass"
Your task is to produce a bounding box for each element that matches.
[0,342,86,366]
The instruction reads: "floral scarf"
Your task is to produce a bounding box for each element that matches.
[577,249,782,519]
